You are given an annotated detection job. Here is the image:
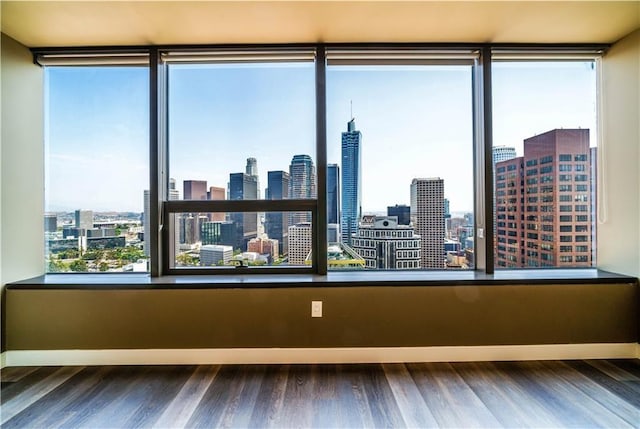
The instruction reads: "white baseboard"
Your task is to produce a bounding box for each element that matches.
[3,343,638,367]
[1,352,6,369]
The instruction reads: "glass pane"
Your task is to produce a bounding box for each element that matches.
[492,60,597,268]
[168,61,316,202]
[169,211,313,268]
[45,67,149,273]
[327,62,474,270]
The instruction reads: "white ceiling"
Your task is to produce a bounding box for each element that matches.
[2,1,639,48]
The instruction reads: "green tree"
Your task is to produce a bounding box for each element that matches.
[48,259,69,272]
[98,262,109,272]
[176,253,198,266]
[69,259,88,272]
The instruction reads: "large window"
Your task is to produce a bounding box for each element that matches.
[39,45,604,275]
[163,51,317,273]
[326,52,475,270]
[44,65,149,273]
[492,57,599,269]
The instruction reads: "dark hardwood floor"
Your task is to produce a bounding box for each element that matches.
[1,360,639,428]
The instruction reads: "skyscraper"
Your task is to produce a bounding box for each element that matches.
[75,209,93,231]
[410,178,445,269]
[289,154,316,225]
[387,204,411,226]
[183,180,207,200]
[288,222,312,265]
[341,118,362,245]
[207,186,225,222]
[245,157,260,199]
[145,179,180,256]
[351,215,421,269]
[495,129,592,268]
[493,146,517,164]
[327,163,340,225]
[229,172,258,250]
[266,170,290,255]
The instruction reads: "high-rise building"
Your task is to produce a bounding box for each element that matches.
[288,222,312,265]
[492,146,517,240]
[229,172,258,250]
[200,244,233,266]
[75,209,93,232]
[351,215,421,269]
[245,157,260,199]
[410,178,445,269]
[327,163,340,225]
[495,129,592,268]
[207,186,225,221]
[289,154,316,225]
[388,204,411,226]
[201,221,237,247]
[44,214,58,233]
[493,146,517,164]
[183,180,207,200]
[341,118,362,245]
[266,170,290,255]
[247,237,279,260]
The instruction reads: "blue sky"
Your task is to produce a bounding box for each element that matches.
[46,60,596,214]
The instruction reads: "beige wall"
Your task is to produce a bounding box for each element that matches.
[599,29,640,277]
[1,34,44,352]
[1,34,44,285]
[6,283,637,350]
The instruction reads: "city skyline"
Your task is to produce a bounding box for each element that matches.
[46,61,596,214]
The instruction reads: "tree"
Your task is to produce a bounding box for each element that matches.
[48,259,69,272]
[98,262,109,272]
[69,259,88,272]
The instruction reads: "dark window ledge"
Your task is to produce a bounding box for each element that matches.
[7,269,637,290]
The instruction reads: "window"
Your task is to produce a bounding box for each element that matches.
[44,65,149,273]
[39,45,601,276]
[327,50,475,270]
[492,57,598,269]
[164,50,317,273]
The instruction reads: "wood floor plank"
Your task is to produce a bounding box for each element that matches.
[360,363,407,428]
[217,365,267,429]
[123,365,198,428]
[1,360,639,428]
[0,366,84,425]
[0,367,39,383]
[382,363,439,428]
[310,364,340,428]
[334,364,375,429]
[1,366,111,429]
[407,362,502,428]
[59,366,151,428]
[543,361,640,427]
[498,361,600,427]
[564,360,640,408]
[151,365,220,429]
[519,361,634,428]
[184,364,243,428]
[246,364,289,428]
[0,366,62,404]
[273,364,317,428]
[452,361,562,428]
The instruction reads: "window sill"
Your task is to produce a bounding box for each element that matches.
[7,269,637,290]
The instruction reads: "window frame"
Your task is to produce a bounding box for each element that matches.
[33,43,608,277]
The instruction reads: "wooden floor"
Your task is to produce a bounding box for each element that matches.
[1,360,639,428]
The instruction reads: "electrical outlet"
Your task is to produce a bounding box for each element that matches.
[311,300,323,318]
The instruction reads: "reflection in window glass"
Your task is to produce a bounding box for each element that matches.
[492,61,598,268]
[327,63,474,270]
[45,67,149,273]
